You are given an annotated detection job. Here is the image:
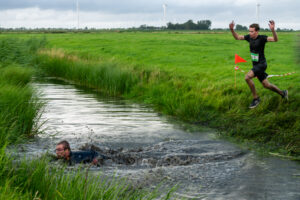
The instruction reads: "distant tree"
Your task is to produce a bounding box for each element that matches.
[197,20,211,30]
[236,24,248,30]
[167,22,175,29]
[183,20,197,30]
[139,24,147,29]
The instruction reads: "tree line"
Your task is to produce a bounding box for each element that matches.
[167,20,211,30]
[0,19,296,32]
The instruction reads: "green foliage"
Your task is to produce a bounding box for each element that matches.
[0,37,44,146]
[0,83,41,146]
[0,37,46,146]
[0,37,46,66]
[37,54,139,96]
[0,64,33,86]
[0,64,42,147]
[236,24,248,30]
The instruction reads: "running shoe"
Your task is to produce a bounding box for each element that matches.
[282,90,288,100]
[249,97,260,109]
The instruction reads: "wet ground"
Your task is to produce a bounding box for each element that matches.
[12,78,300,199]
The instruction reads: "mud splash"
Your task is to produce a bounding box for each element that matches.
[78,140,300,200]
[80,141,246,168]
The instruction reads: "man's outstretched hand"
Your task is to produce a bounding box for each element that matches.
[229,20,235,30]
[269,20,275,31]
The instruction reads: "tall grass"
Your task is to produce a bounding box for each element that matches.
[0,65,41,146]
[0,37,43,145]
[0,37,42,199]
[0,144,173,200]
[0,37,46,66]
[36,50,140,96]
[0,152,173,200]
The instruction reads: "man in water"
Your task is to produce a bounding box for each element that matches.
[55,140,100,165]
[229,20,288,108]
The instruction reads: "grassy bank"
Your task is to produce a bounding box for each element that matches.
[0,38,44,146]
[0,37,43,199]
[31,31,299,155]
[0,38,173,199]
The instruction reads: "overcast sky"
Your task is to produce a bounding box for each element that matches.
[0,0,299,30]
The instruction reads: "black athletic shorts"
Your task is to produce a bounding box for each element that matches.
[251,62,268,82]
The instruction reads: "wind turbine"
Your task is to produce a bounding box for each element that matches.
[76,0,80,29]
[256,1,260,25]
[162,4,167,25]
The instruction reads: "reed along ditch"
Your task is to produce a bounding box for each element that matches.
[12,78,300,200]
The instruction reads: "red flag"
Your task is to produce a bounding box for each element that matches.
[235,54,247,64]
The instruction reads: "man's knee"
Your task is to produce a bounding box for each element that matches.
[245,75,251,82]
[262,81,270,88]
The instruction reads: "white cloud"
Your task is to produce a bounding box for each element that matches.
[0,7,76,28]
[0,7,165,28]
[0,0,300,29]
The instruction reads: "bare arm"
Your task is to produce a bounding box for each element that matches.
[229,21,245,40]
[267,20,278,42]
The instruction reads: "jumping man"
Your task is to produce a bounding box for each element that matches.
[229,20,288,108]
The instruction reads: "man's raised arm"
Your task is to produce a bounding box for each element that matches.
[229,21,245,40]
[267,20,278,42]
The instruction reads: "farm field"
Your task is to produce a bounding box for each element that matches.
[1,31,299,154]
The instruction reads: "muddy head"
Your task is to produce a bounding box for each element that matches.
[55,140,71,160]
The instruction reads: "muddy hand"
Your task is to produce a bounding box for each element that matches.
[269,20,275,31]
[229,20,235,30]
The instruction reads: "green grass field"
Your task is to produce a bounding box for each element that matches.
[1,31,299,154]
[28,31,299,155]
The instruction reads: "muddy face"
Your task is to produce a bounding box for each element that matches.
[55,144,70,159]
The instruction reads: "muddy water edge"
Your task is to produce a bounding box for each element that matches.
[12,78,300,200]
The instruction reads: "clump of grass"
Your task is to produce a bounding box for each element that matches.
[37,51,139,96]
[0,63,42,146]
[0,37,46,66]
[0,64,33,86]
[0,145,30,200]
[0,84,42,146]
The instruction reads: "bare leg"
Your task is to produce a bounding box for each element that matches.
[261,79,284,96]
[245,70,259,99]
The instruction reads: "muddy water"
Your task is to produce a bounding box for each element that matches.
[17,78,300,199]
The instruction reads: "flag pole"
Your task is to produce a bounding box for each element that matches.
[235,65,237,88]
[234,54,246,89]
